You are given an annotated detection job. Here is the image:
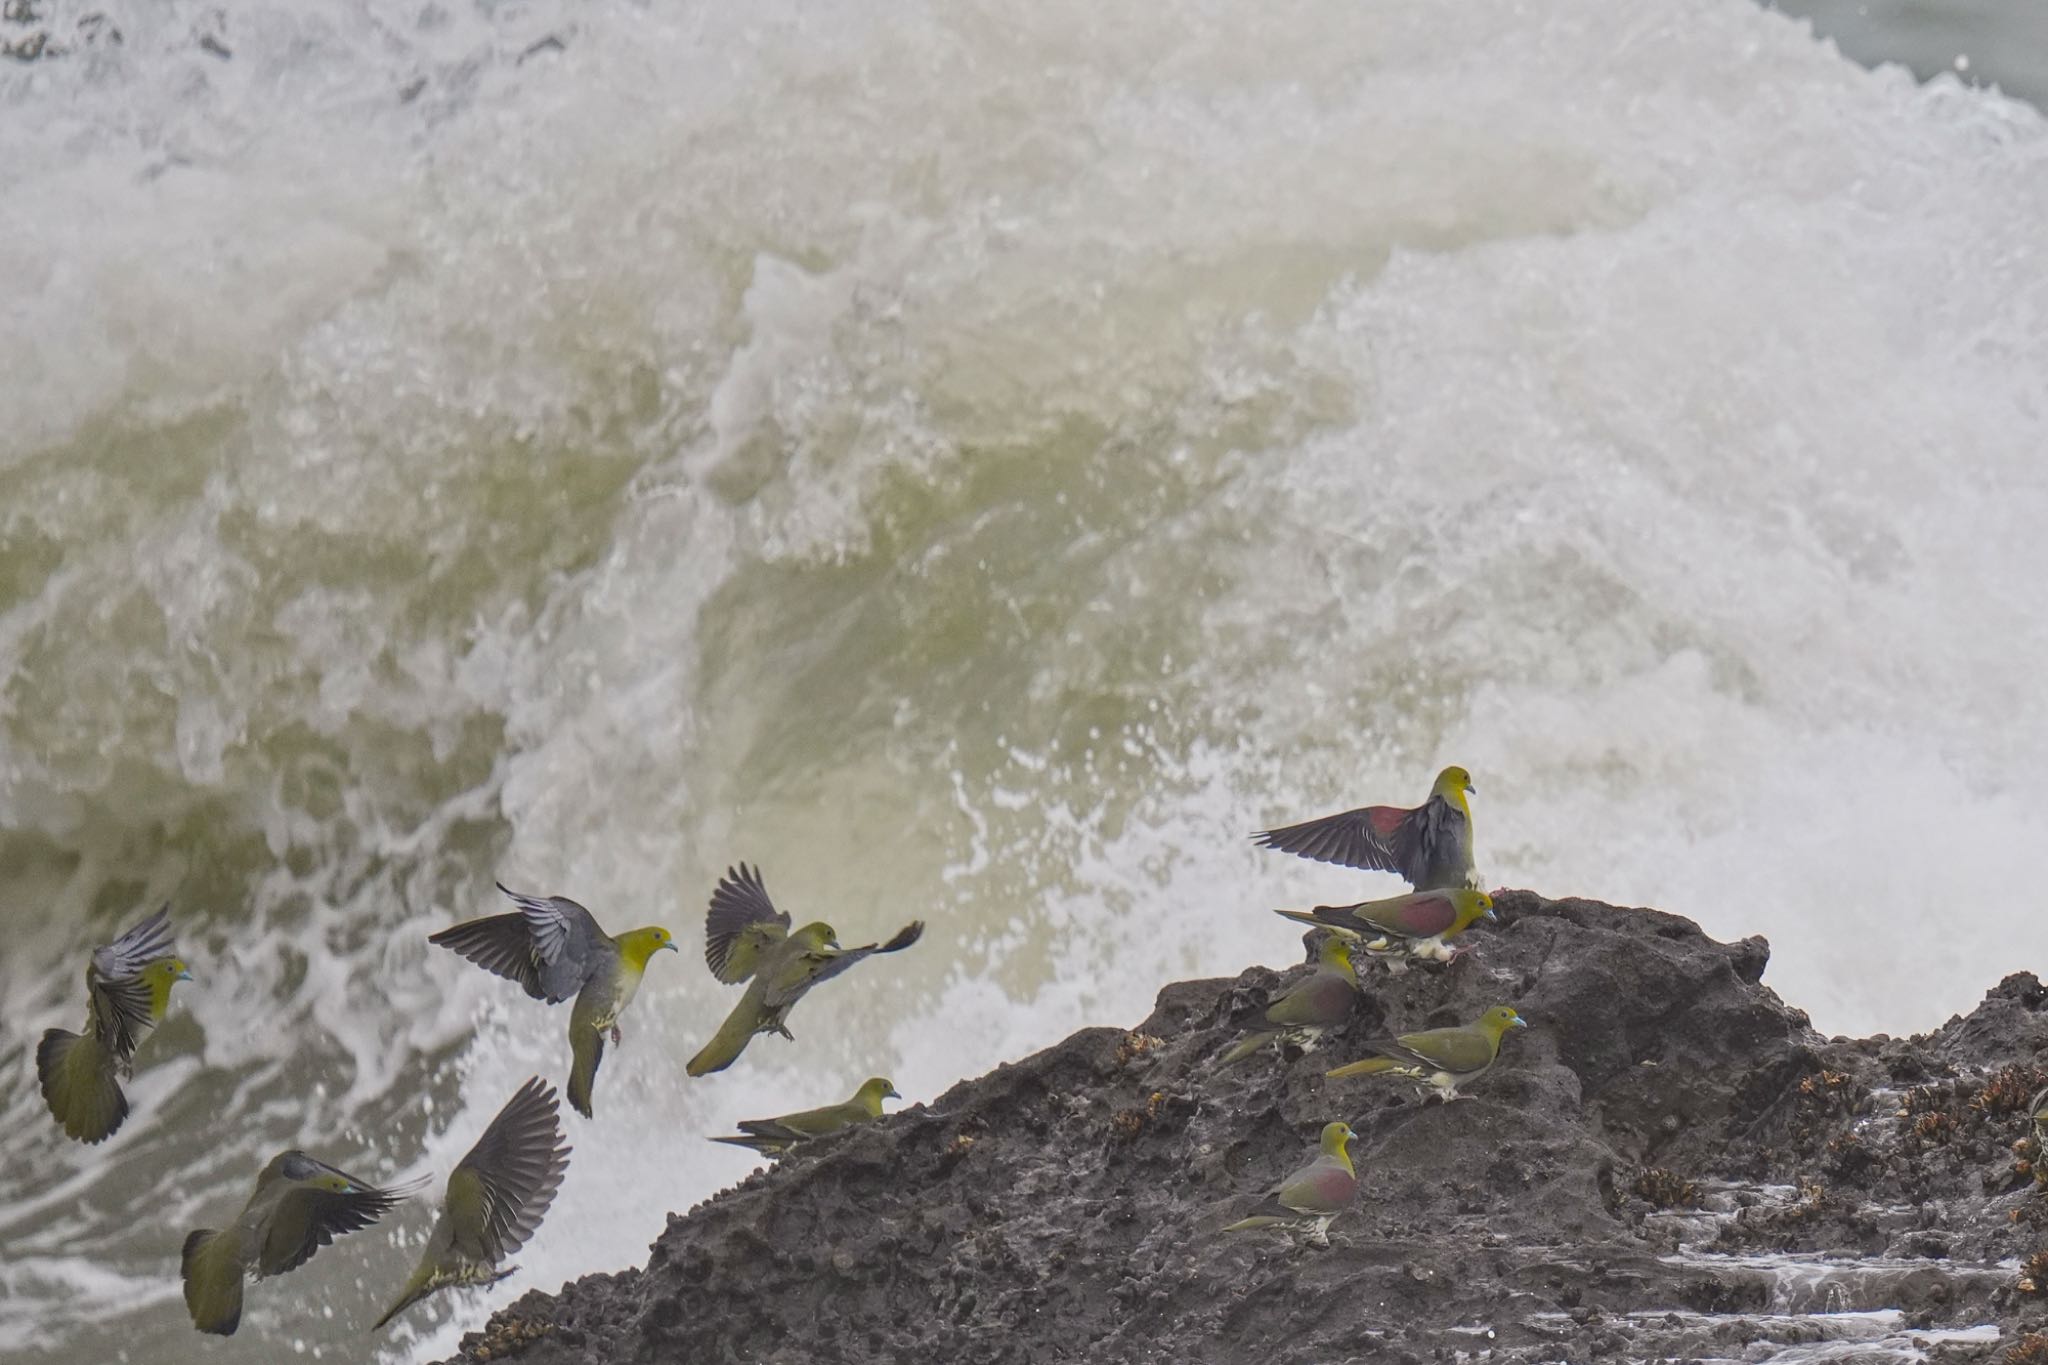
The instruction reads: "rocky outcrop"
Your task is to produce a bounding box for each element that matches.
[442,892,2048,1364]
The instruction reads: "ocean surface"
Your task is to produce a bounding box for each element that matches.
[2,1,2044,1361]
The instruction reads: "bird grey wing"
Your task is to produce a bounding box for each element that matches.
[733,1117,813,1145]
[1396,797,1466,889]
[85,972,157,1060]
[258,1167,413,1277]
[497,884,604,1000]
[762,921,923,1007]
[705,864,791,984]
[91,905,176,978]
[454,1077,572,1264]
[1237,1192,1308,1223]
[1252,805,1411,875]
[738,1098,860,1140]
[429,912,550,1001]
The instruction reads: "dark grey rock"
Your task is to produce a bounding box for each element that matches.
[440,891,2048,1365]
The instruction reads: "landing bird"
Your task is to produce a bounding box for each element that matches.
[686,863,923,1076]
[1254,765,1477,891]
[37,905,192,1143]
[374,1076,572,1330]
[429,884,678,1118]
[182,1152,417,1335]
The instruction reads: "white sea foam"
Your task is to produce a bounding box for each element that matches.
[2,2,2046,1363]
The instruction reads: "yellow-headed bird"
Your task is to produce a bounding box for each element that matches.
[37,905,192,1144]
[1254,765,1477,891]
[430,883,678,1118]
[1273,887,1495,966]
[1217,936,1362,1065]
[1221,1121,1358,1245]
[373,1076,571,1330]
[1327,1004,1527,1100]
[710,1076,900,1158]
[182,1151,416,1335]
[686,864,923,1077]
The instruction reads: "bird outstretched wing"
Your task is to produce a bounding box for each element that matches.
[763,921,923,1007]
[705,864,791,984]
[86,905,177,1058]
[451,1076,571,1264]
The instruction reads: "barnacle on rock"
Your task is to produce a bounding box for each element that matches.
[2002,1331,2048,1365]
[1115,1032,1166,1065]
[1630,1167,1700,1209]
[469,1313,553,1362]
[1797,1070,1851,1098]
[2018,1249,2048,1296]
[1972,1064,2048,1118]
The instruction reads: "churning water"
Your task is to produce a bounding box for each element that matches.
[2,1,2045,1361]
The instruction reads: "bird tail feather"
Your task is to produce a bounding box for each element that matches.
[1326,1056,1405,1079]
[182,1228,244,1336]
[371,1263,439,1332]
[685,1009,756,1077]
[1221,1214,1284,1233]
[567,1027,604,1119]
[709,1133,783,1156]
[1218,1032,1276,1066]
[36,1028,128,1144]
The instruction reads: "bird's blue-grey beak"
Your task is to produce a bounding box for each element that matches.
[177,968,195,982]
[1483,905,1497,921]
[662,941,680,952]
[1511,1015,1529,1029]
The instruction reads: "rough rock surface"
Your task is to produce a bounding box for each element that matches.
[441,892,2048,1365]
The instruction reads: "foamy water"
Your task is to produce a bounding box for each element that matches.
[2,1,2046,1361]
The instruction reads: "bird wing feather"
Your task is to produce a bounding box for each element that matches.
[1253,804,1412,875]
[1274,1158,1356,1215]
[452,1077,571,1264]
[497,885,605,1001]
[1387,1024,1495,1075]
[704,864,791,984]
[1400,796,1469,889]
[1262,971,1357,1028]
[86,906,177,1057]
[761,922,924,1008]
[428,913,549,1000]
[258,1161,410,1277]
[90,905,176,979]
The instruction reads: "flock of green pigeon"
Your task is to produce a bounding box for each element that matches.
[34,861,921,1336]
[1224,765,1527,1244]
[49,764,2031,1336]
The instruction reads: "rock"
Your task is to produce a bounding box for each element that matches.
[439,891,2047,1364]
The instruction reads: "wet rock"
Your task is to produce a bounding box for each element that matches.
[440,891,2045,1364]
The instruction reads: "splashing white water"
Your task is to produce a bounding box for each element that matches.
[2,1,2046,1362]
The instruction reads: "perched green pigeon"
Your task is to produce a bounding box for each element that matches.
[1327,1004,1527,1100]
[430,883,678,1118]
[686,864,923,1077]
[37,906,192,1144]
[1221,1121,1358,1245]
[1273,888,1494,967]
[1254,765,1477,891]
[710,1076,901,1157]
[182,1151,417,1335]
[1218,936,1363,1065]
[373,1076,572,1330]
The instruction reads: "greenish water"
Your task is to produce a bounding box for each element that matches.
[2,2,2045,1363]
